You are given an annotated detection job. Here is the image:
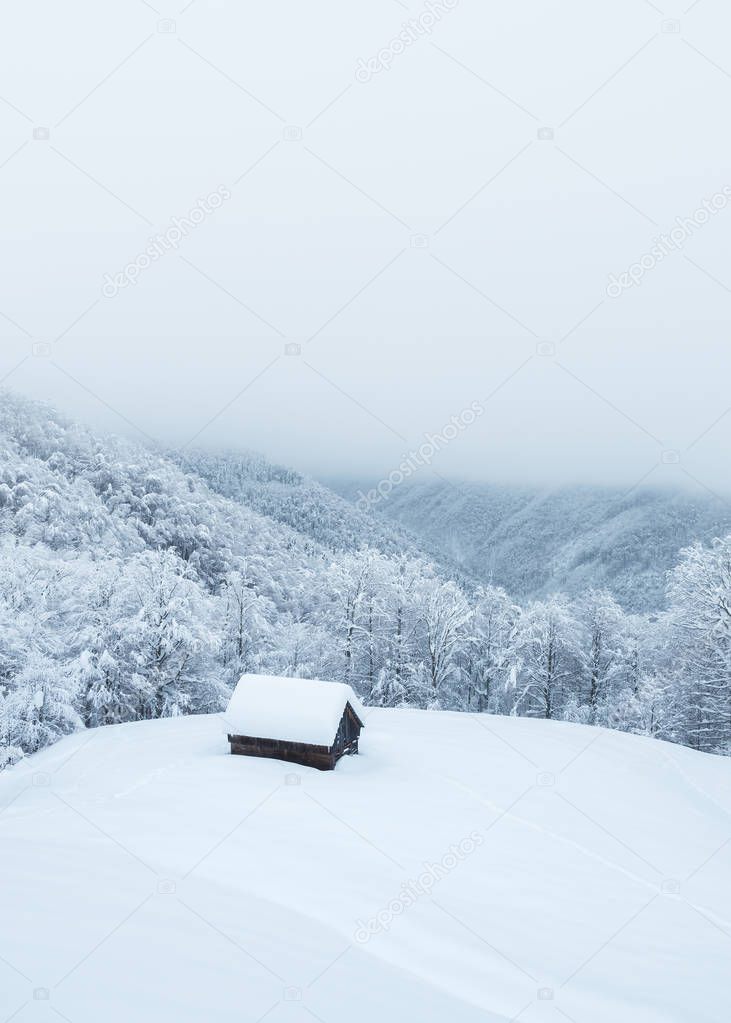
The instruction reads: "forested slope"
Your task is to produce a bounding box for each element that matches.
[332,478,731,611]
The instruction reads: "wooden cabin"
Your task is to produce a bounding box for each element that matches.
[225,674,365,771]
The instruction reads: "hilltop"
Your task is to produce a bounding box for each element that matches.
[1,710,729,1022]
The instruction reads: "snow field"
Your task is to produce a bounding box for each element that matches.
[1,709,730,1023]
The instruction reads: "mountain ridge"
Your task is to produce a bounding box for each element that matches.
[329,477,731,611]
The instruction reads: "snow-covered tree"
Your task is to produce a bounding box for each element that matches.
[576,590,628,725]
[421,579,472,706]
[369,666,408,708]
[378,556,429,693]
[262,620,339,681]
[0,651,80,754]
[463,586,518,713]
[668,538,731,753]
[219,567,271,686]
[512,596,582,719]
[69,562,147,727]
[124,550,224,718]
[324,551,376,687]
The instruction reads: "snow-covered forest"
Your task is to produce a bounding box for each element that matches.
[333,477,731,612]
[1,392,729,769]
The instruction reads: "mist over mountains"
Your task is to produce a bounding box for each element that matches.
[331,477,731,612]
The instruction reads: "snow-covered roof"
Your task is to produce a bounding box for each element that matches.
[225,674,365,747]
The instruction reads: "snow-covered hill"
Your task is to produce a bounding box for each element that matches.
[2,711,729,1022]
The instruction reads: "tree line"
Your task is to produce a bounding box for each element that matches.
[2,536,730,767]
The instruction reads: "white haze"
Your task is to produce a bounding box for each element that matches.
[1,0,730,493]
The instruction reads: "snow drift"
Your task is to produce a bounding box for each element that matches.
[1,709,729,1022]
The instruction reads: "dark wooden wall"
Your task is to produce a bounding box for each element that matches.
[228,735,336,770]
[228,701,364,771]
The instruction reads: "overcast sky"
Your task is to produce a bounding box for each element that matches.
[1,0,730,495]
